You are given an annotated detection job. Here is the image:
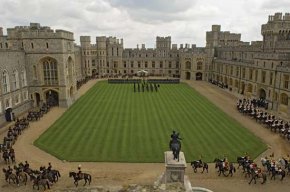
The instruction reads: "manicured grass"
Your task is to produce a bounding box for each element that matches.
[35,81,267,162]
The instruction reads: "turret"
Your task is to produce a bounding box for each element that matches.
[80,36,91,48]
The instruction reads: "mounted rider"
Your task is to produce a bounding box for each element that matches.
[24,161,30,170]
[77,165,82,179]
[47,162,52,172]
[169,130,182,148]
[222,157,229,169]
[171,130,182,142]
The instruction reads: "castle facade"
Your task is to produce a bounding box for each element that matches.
[0,12,289,125]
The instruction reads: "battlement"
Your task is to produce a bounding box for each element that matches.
[96,36,107,42]
[268,12,290,22]
[156,36,171,42]
[284,13,290,21]
[6,23,74,40]
[106,36,123,45]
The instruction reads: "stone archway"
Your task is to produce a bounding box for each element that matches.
[186,72,191,80]
[45,90,59,106]
[196,72,202,80]
[92,69,97,77]
[259,88,266,99]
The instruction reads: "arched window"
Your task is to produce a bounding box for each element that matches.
[185,61,191,69]
[12,70,19,90]
[20,69,27,87]
[2,70,10,93]
[281,93,288,105]
[43,58,58,85]
[197,62,203,70]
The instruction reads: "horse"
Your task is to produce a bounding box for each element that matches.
[169,139,181,161]
[40,167,60,183]
[69,171,92,187]
[248,169,267,184]
[30,174,50,190]
[9,150,16,163]
[2,168,19,186]
[14,165,28,185]
[278,158,289,170]
[237,156,245,169]
[2,150,10,164]
[270,167,286,181]
[15,170,28,185]
[217,162,235,177]
[49,169,61,182]
[190,160,208,173]
[261,158,271,174]
[237,156,249,169]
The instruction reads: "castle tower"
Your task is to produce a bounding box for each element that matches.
[261,12,290,52]
[156,36,171,50]
[80,36,91,48]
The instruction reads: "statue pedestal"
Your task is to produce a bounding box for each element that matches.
[164,151,187,183]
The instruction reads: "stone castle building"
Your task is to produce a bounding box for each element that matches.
[208,12,290,116]
[80,36,206,80]
[0,23,79,125]
[0,12,289,124]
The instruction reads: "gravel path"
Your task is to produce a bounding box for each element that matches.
[0,79,289,192]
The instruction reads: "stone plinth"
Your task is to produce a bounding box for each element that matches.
[164,151,187,183]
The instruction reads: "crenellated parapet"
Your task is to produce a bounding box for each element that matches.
[7,23,74,40]
[261,12,290,35]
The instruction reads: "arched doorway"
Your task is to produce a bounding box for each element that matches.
[259,88,266,99]
[46,90,59,106]
[35,93,41,107]
[196,72,202,80]
[186,72,191,80]
[92,69,97,77]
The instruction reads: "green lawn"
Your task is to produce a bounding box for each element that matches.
[34,81,267,162]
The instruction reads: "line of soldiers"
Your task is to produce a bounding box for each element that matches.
[133,82,159,92]
[236,98,290,139]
